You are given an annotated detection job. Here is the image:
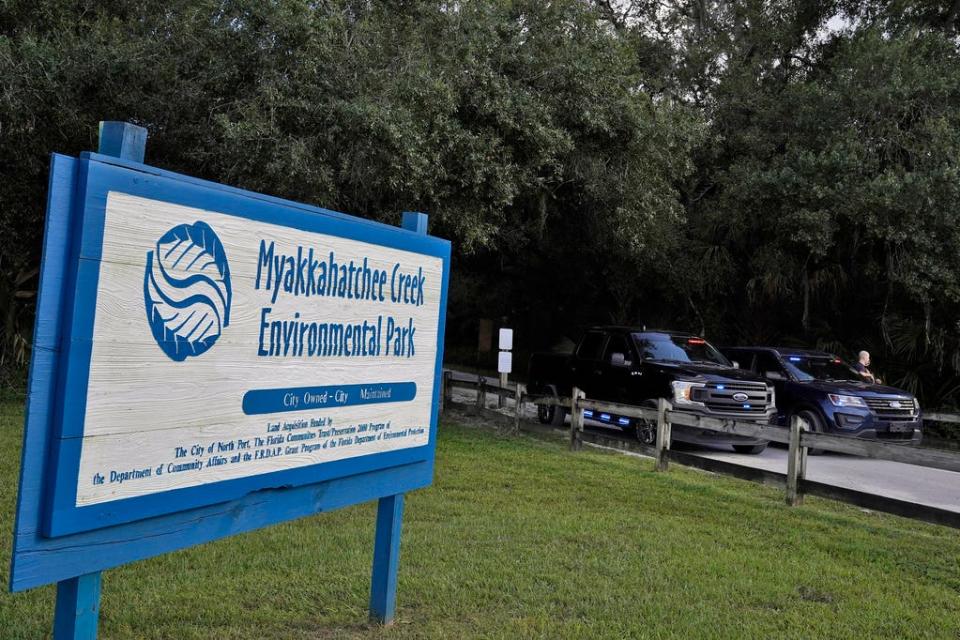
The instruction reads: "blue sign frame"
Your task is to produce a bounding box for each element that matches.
[10,149,449,593]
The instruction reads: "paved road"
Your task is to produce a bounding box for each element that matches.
[447,371,960,514]
[694,441,960,513]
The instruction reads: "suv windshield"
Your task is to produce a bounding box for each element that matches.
[632,332,730,366]
[782,356,861,382]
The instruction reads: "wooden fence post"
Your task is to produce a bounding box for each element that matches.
[443,371,453,409]
[655,398,672,472]
[475,377,486,411]
[440,370,450,415]
[514,383,524,433]
[569,387,585,451]
[786,415,808,506]
[800,422,809,482]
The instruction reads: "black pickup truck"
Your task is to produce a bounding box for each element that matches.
[527,327,776,453]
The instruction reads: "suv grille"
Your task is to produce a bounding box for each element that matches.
[876,431,916,441]
[864,397,917,420]
[696,382,770,415]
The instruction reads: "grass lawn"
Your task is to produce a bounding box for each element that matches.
[0,401,959,639]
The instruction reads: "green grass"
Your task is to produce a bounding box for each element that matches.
[1,402,959,639]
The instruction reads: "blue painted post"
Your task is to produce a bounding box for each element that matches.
[368,493,405,624]
[51,121,148,639]
[368,211,428,625]
[97,121,147,162]
[402,210,429,235]
[53,573,101,640]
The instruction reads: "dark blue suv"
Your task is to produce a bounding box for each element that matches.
[721,347,922,448]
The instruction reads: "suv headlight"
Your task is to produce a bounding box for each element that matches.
[828,394,867,408]
[672,381,705,406]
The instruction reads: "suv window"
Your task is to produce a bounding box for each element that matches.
[603,334,632,364]
[782,356,862,382]
[754,351,785,377]
[577,332,607,361]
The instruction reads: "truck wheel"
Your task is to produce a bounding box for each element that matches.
[733,444,767,454]
[634,400,658,444]
[797,409,826,455]
[538,403,566,427]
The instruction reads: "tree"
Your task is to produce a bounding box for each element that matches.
[0,0,696,372]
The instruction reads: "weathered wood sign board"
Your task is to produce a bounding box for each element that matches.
[10,124,449,636]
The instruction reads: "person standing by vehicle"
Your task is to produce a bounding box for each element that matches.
[854,350,877,383]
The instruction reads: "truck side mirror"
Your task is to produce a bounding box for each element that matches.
[731,360,740,369]
[765,371,785,381]
[610,352,629,367]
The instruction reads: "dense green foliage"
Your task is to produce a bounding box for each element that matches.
[2,1,960,407]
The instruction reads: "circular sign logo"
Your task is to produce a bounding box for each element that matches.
[144,221,232,361]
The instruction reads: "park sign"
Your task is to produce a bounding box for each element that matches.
[11,122,449,637]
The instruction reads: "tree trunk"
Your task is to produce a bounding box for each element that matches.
[802,269,810,333]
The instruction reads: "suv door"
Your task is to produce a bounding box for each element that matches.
[752,350,789,421]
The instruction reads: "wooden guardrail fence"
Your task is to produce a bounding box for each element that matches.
[441,371,960,514]
[922,412,960,424]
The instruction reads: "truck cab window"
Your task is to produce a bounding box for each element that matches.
[576,332,607,361]
[631,332,730,366]
[729,350,754,371]
[603,335,632,365]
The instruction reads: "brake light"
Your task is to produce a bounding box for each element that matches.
[688,338,706,345]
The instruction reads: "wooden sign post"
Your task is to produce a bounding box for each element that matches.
[10,122,450,638]
[497,328,513,408]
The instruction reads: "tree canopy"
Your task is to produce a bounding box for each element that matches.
[2,0,960,405]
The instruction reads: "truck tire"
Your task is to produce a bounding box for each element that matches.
[733,444,768,454]
[797,409,827,455]
[634,400,659,444]
[538,403,566,427]
[536,387,567,427]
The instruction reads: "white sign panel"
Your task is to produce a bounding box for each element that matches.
[497,351,513,374]
[74,193,443,507]
[498,327,513,351]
